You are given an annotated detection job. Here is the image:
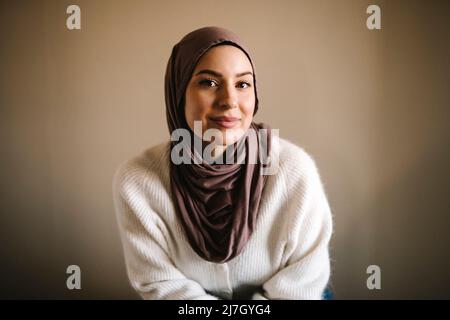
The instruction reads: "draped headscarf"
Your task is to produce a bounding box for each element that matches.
[164,26,271,263]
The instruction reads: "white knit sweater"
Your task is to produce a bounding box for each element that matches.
[113,137,333,300]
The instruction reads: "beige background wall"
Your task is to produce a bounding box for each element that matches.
[0,0,449,299]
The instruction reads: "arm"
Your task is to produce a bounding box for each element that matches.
[253,150,333,300]
[113,163,220,300]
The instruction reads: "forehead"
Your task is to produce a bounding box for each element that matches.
[194,45,252,72]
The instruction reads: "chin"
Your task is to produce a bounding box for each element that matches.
[223,128,245,144]
[200,124,247,145]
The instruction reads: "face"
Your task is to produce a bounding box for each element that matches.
[184,45,256,146]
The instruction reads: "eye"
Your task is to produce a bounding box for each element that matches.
[237,81,251,89]
[199,79,218,87]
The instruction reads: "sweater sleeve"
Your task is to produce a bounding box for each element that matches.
[113,161,220,300]
[252,146,333,300]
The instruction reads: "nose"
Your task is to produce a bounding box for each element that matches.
[216,83,238,110]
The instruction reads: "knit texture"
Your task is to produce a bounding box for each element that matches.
[113,137,333,300]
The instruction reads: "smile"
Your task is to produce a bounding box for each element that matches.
[209,116,241,129]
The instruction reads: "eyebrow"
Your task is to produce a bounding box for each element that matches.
[194,69,253,78]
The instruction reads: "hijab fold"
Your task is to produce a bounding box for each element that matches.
[165,27,271,263]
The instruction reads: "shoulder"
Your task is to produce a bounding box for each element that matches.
[275,137,333,244]
[276,137,321,183]
[277,137,315,166]
[113,141,171,200]
[270,137,329,209]
[112,142,175,242]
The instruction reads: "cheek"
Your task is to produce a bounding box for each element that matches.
[240,96,255,126]
[185,91,211,126]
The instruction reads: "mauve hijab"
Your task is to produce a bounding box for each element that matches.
[164,26,271,263]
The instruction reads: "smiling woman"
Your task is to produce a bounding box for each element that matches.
[112,26,333,300]
[184,45,256,147]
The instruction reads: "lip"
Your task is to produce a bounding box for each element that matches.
[209,116,241,129]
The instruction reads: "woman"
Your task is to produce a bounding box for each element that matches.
[113,26,333,300]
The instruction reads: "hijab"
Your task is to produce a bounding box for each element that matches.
[164,26,271,263]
